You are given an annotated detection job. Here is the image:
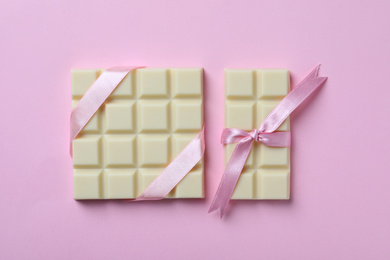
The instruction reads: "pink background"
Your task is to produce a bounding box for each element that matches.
[1,0,389,259]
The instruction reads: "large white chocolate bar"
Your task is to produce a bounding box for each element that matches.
[72,68,204,199]
[225,69,290,199]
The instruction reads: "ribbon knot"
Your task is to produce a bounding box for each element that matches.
[221,128,291,147]
[249,129,260,141]
[210,65,328,218]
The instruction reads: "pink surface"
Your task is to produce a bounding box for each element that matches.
[0,0,389,259]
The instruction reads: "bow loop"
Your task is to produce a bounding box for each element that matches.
[221,128,252,144]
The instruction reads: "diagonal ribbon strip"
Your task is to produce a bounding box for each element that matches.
[70,66,143,151]
[70,66,205,201]
[209,65,328,218]
[136,126,205,200]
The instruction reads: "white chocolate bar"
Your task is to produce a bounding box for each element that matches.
[72,68,204,199]
[225,69,290,199]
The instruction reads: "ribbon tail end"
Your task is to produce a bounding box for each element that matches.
[314,64,321,76]
[208,203,227,219]
[219,208,227,219]
[309,64,327,80]
[314,65,328,84]
[317,76,328,86]
[208,205,219,214]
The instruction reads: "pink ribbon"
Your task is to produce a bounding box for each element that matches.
[70,66,143,148]
[136,126,205,200]
[209,65,328,218]
[70,66,205,200]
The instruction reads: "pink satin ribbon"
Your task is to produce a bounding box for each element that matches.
[70,66,143,149]
[136,127,205,200]
[70,66,205,200]
[209,65,328,218]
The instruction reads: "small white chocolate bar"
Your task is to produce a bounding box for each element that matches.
[71,68,204,199]
[225,69,290,199]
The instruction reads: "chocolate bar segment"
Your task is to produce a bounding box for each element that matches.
[225,69,290,199]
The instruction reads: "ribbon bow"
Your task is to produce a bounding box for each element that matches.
[221,128,291,147]
[209,65,328,218]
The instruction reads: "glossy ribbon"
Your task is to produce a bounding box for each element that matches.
[70,66,142,149]
[70,66,205,200]
[209,65,328,218]
[136,126,205,200]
